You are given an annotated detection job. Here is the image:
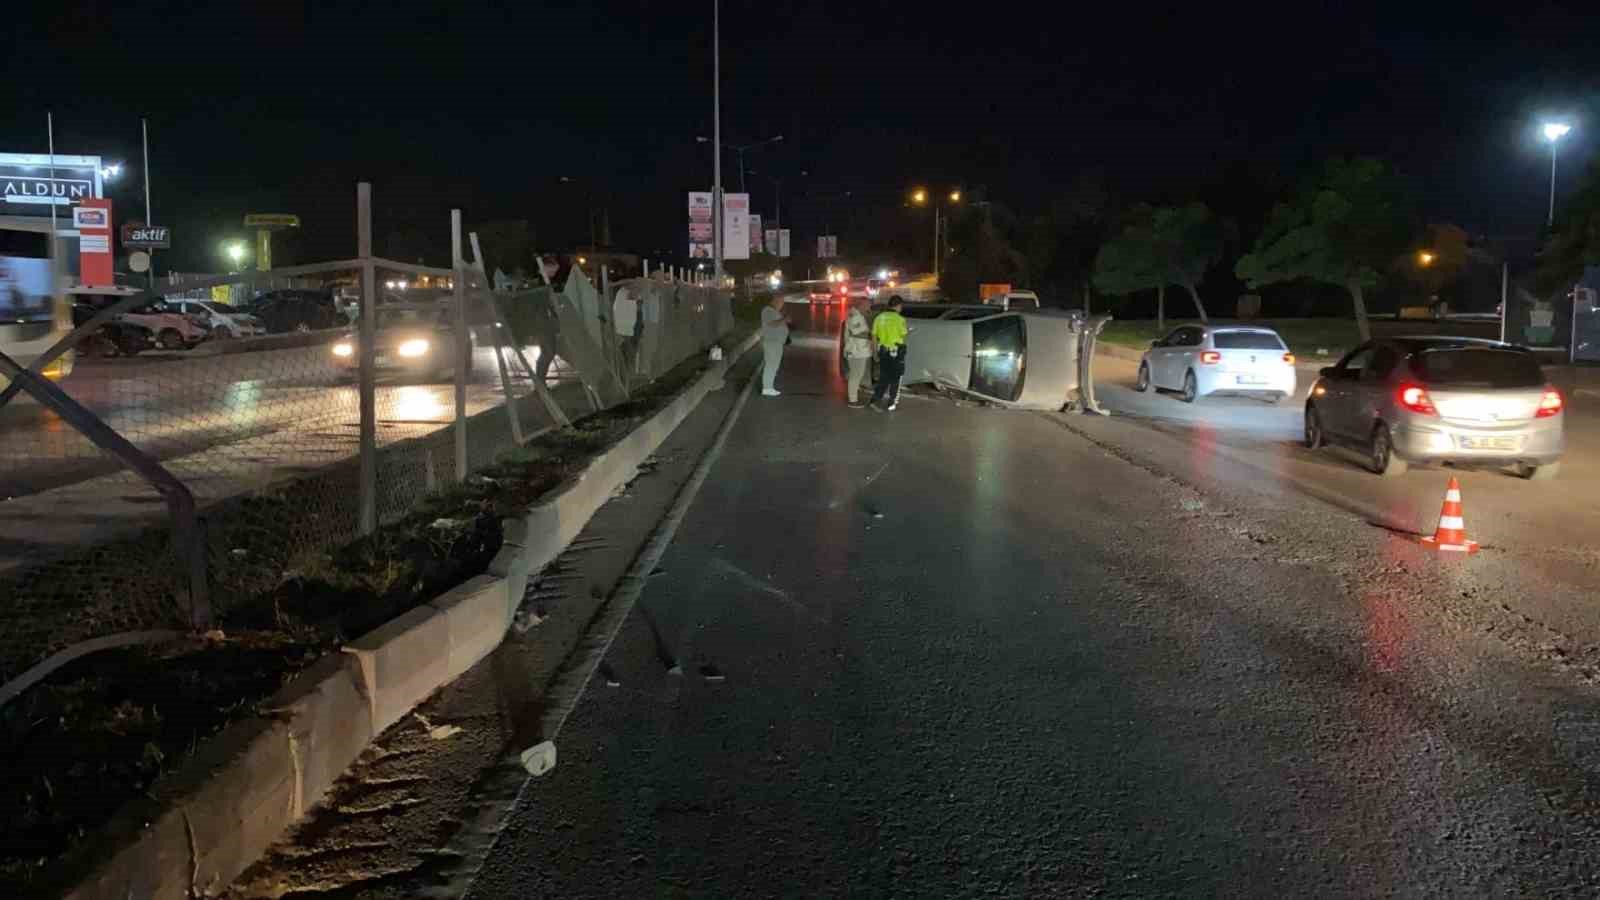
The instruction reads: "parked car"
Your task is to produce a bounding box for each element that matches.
[170,299,266,339]
[1136,324,1297,404]
[72,303,154,357]
[113,300,208,350]
[247,289,343,333]
[1304,337,1564,479]
[330,302,474,382]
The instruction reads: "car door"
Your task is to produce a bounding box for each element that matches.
[1149,327,1185,388]
[1166,326,1203,388]
[1318,344,1375,439]
[1145,328,1184,387]
[1351,344,1401,432]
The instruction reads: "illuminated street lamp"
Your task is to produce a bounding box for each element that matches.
[909,186,964,279]
[1542,121,1573,227]
[1418,251,1435,266]
[223,241,247,270]
[100,163,123,180]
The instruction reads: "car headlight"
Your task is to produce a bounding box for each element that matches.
[333,341,354,357]
[398,338,430,358]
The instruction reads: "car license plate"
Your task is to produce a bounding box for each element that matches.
[1236,375,1266,385]
[1458,436,1519,450]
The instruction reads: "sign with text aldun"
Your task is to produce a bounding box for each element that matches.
[0,153,104,216]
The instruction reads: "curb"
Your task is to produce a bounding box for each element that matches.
[65,330,760,900]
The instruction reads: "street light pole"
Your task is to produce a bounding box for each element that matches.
[1543,121,1573,227]
[142,117,154,289]
[712,0,723,285]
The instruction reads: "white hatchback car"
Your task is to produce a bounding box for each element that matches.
[1136,324,1297,403]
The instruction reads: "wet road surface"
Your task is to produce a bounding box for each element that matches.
[464,305,1600,896]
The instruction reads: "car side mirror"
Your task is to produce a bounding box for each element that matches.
[1318,366,1338,378]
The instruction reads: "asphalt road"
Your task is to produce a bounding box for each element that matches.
[465,304,1600,897]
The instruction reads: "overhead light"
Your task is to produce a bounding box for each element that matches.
[1543,122,1573,142]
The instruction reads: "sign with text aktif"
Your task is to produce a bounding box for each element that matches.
[121,223,171,249]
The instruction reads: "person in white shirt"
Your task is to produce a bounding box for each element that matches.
[843,295,873,407]
[759,294,791,397]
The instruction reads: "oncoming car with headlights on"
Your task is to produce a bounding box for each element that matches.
[331,302,474,382]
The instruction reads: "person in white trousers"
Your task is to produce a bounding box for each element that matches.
[760,294,791,397]
[843,295,873,407]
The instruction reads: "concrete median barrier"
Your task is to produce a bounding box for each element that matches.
[61,328,758,899]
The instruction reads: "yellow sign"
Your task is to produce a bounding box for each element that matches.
[243,214,300,228]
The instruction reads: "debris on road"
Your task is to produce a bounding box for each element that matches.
[520,740,558,777]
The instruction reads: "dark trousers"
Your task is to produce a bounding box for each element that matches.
[870,346,905,406]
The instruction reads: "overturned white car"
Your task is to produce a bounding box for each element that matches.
[841,303,1104,411]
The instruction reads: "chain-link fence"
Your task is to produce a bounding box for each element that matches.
[0,183,732,691]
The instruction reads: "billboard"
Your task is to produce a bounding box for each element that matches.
[750,215,763,254]
[722,192,750,261]
[818,235,837,258]
[777,229,791,259]
[764,229,778,255]
[0,153,103,216]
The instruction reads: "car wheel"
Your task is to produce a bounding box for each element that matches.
[1180,370,1198,404]
[1135,362,1151,392]
[1369,423,1408,477]
[1303,404,1325,449]
[158,328,184,350]
[1516,461,1561,481]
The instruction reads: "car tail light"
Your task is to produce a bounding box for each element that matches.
[1282,353,1296,364]
[1199,350,1221,365]
[1397,383,1437,416]
[1537,386,1564,418]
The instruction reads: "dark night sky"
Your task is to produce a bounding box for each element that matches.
[4,0,1597,272]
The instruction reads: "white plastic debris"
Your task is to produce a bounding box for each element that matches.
[709,346,724,361]
[429,724,464,741]
[520,741,558,777]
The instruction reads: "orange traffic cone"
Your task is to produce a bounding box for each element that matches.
[1421,476,1479,554]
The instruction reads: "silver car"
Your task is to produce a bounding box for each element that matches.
[1304,337,1564,479]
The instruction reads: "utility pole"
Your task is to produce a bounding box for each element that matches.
[712,0,723,285]
[142,117,154,289]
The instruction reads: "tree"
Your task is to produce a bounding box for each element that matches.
[939,200,1026,302]
[1235,157,1413,340]
[1093,203,1225,329]
[1536,157,1600,295]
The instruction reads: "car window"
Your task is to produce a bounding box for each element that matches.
[1336,345,1376,375]
[1182,327,1206,347]
[1362,346,1400,382]
[1409,348,1543,388]
[970,314,1027,402]
[1212,331,1285,350]
[1159,328,1185,348]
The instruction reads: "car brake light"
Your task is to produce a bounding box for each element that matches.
[1397,384,1437,415]
[1199,350,1221,365]
[1282,353,1296,364]
[1536,386,1563,418]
